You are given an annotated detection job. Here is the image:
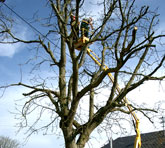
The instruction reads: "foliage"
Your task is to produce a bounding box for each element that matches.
[0,136,20,148]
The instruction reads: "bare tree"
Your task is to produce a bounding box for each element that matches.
[0,136,20,148]
[0,0,165,148]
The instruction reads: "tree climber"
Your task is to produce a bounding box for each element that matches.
[0,0,5,2]
[70,13,80,41]
[80,17,94,37]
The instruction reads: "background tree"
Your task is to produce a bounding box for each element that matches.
[0,136,20,148]
[0,0,165,148]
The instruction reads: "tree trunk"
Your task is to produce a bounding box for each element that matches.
[63,128,89,148]
[65,141,78,148]
[65,141,87,148]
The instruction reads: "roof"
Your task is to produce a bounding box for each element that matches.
[101,130,165,148]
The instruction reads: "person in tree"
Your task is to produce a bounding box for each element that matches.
[80,17,94,37]
[70,13,80,41]
[0,0,5,2]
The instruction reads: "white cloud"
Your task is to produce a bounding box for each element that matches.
[0,86,62,148]
[0,25,27,58]
[0,43,22,57]
[22,135,64,148]
[128,81,165,106]
[127,81,165,133]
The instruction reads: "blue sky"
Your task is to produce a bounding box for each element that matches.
[0,0,165,148]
